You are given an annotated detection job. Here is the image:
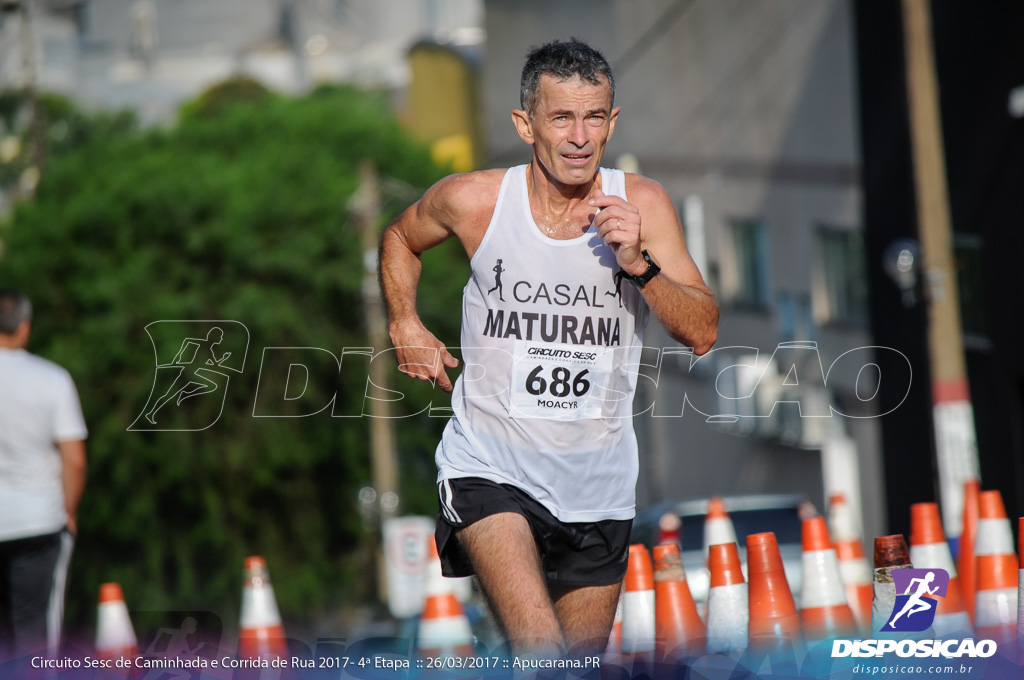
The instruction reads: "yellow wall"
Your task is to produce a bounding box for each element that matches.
[403,44,482,172]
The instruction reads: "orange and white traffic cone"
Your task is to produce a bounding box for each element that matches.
[657,512,682,549]
[958,479,980,625]
[828,493,873,636]
[747,532,801,643]
[705,542,748,654]
[973,490,1018,646]
[908,502,973,636]
[418,538,474,658]
[799,517,856,641]
[1017,517,1024,662]
[95,583,138,676]
[652,543,704,660]
[238,556,287,662]
[621,544,656,663]
[703,498,737,558]
[745,533,801,676]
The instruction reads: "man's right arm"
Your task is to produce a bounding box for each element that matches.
[379,176,464,392]
[58,439,86,536]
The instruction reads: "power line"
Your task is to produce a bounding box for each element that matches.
[613,0,696,76]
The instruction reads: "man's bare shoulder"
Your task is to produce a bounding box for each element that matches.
[623,173,673,209]
[426,169,508,226]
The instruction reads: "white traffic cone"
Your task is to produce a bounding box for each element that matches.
[705,542,748,654]
[95,582,138,675]
[909,502,973,637]
[238,556,287,662]
[417,537,474,658]
[828,493,872,635]
[800,517,856,641]
[703,498,737,559]
[974,491,1017,647]
[621,544,656,662]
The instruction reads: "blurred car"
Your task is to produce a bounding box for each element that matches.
[631,494,813,610]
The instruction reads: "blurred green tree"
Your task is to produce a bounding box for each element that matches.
[0,83,468,641]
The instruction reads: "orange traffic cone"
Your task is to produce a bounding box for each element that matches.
[1017,517,1024,659]
[95,583,138,675]
[418,538,474,658]
[799,517,856,641]
[908,502,973,636]
[238,556,287,662]
[703,498,737,558]
[621,544,656,661]
[973,490,1018,646]
[657,512,682,548]
[747,532,801,643]
[958,479,980,625]
[828,493,872,635]
[652,543,704,660]
[705,542,748,654]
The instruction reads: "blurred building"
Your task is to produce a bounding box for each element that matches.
[402,39,482,173]
[0,0,483,124]
[483,0,886,538]
[856,1,1024,537]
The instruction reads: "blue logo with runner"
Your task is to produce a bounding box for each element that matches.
[881,568,949,632]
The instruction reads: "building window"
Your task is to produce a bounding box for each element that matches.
[778,291,816,343]
[954,235,987,340]
[731,219,770,308]
[820,228,868,324]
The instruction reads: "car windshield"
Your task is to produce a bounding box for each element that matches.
[680,507,803,551]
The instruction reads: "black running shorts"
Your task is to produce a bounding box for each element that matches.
[435,476,632,587]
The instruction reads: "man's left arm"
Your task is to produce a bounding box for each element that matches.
[592,177,718,354]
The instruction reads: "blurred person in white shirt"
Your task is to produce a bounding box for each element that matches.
[0,289,87,658]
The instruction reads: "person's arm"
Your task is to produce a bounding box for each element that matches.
[591,176,718,354]
[379,174,477,392]
[58,439,87,536]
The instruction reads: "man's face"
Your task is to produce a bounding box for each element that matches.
[514,74,619,186]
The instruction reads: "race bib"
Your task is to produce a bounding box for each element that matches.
[510,340,614,420]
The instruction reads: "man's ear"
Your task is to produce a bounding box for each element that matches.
[607,106,621,142]
[511,109,534,145]
[15,320,30,348]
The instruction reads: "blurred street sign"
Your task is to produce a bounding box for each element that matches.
[382,515,472,619]
[383,515,434,619]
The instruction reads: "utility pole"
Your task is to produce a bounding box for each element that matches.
[353,160,399,601]
[13,0,45,180]
[901,0,980,550]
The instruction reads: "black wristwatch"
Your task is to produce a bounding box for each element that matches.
[624,250,661,289]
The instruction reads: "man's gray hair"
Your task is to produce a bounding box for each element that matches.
[0,289,32,334]
[520,39,615,116]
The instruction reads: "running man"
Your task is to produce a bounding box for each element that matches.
[380,40,718,656]
[144,328,231,424]
[889,572,940,626]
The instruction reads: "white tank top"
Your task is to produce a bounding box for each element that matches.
[436,165,649,522]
